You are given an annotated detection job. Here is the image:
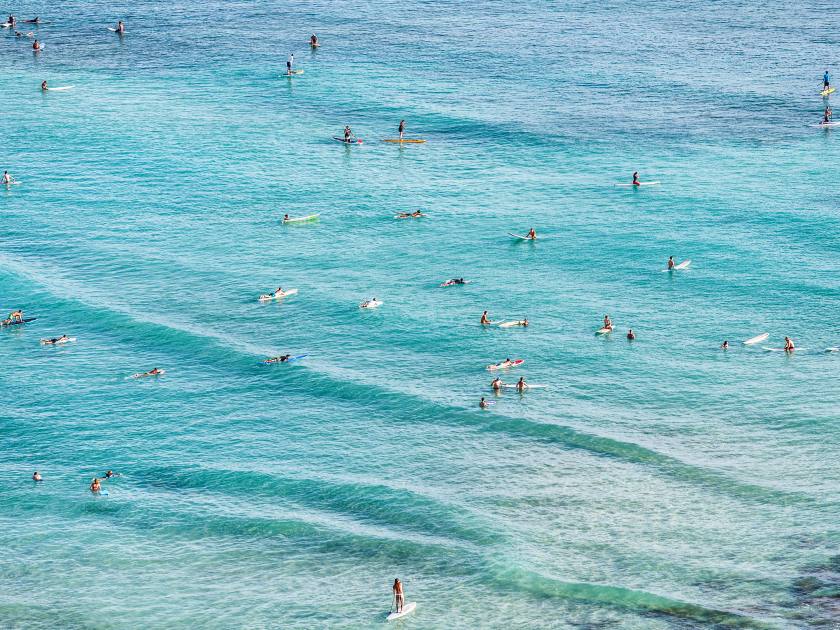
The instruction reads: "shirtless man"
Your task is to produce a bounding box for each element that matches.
[32,39,42,51]
[42,335,70,345]
[392,578,404,613]
[7,309,24,324]
[480,310,491,325]
[310,33,318,47]
[784,336,795,351]
[344,125,353,142]
[479,397,489,409]
[116,20,125,34]
[721,340,729,350]
[2,171,13,185]
[515,377,527,392]
[32,471,42,481]
[603,314,613,331]
[491,377,503,391]
[667,256,675,270]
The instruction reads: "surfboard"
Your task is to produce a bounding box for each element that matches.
[107,27,122,32]
[333,137,362,144]
[818,121,840,127]
[258,288,298,301]
[498,321,526,328]
[821,87,836,97]
[282,70,304,76]
[487,359,525,370]
[283,213,320,223]
[825,347,839,353]
[508,232,535,240]
[662,260,691,271]
[762,347,804,352]
[263,354,308,364]
[360,299,382,309]
[2,317,37,326]
[386,602,416,621]
[98,489,109,496]
[383,139,426,144]
[596,327,613,334]
[615,181,660,187]
[45,86,74,91]
[743,332,769,346]
[394,213,425,219]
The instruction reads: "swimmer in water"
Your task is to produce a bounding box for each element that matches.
[627,329,635,340]
[721,340,729,350]
[479,397,489,409]
[41,80,48,90]
[668,256,675,270]
[2,171,13,185]
[515,377,527,391]
[310,33,318,47]
[491,377,503,391]
[32,39,42,51]
[90,478,102,493]
[116,21,125,34]
[32,471,42,481]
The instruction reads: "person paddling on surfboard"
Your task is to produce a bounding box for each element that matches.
[392,579,405,613]
[480,310,491,325]
[784,336,795,352]
[526,228,536,240]
[632,171,640,186]
[398,119,405,140]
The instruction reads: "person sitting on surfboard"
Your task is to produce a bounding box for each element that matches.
[632,171,640,186]
[526,228,536,240]
[310,33,318,47]
[392,579,404,613]
[116,20,125,33]
[491,377,503,391]
[398,119,405,140]
[824,70,831,91]
[784,336,795,352]
[721,340,729,350]
[41,80,48,90]
[627,329,635,340]
[8,310,23,324]
[480,310,491,325]
[603,314,613,331]
[33,471,42,481]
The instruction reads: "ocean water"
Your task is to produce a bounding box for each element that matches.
[1,0,839,627]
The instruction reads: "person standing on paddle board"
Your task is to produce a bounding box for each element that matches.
[784,336,795,351]
[392,579,404,613]
[344,125,354,142]
[286,53,294,75]
[310,33,318,47]
[823,106,832,123]
[398,119,405,140]
[824,70,831,91]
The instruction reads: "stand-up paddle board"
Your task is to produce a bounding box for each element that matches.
[333,137,362,144]
[386,602,416,621]
[382,139,426,144]
[282,70,304,77]
[258,288,298,301]
[818,121,840,127]
[821,87,836,97]
[283,213,320,223]
[615,181,660,187]
[508,232,535,240]
[743,333,769,346]
[596,327,613,335]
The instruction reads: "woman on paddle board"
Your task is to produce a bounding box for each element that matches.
[632,171,640,186]
[398,119,405,140]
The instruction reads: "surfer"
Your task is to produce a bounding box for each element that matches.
[43,335,70,345]
[103,470,118,479]
[668,256,675,270]
[627,329,635,340]
[41,80,48,90]
[32,39,41,51]
[23,17,40,24]
[603,314,613,331]
[90,478,102,493]
[283,214,290,221]
[480,310,491,325]
[398,119,405,140]
[2,171,12,185]
[721,340,729,350]
[7,15,16,27]
[479,397,489,409]
[32,471,42,481]
[286,52,294,75]
[116,20,125,34]
[266,355,291,364]
[310,33,318,47]
[491,377,503,391]
[823,106,833,123]
[7,309,24,324]
[515,377,527,392]
[824,70,831,91]
[784,336,795,352]
[632,171,640,186]
[526,228,536,240]
[137,367,163,377]
[392,579,404,613]
[344,125,353,142]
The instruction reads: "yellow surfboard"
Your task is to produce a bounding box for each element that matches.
[821,87,835,97]
[382,138,426,143]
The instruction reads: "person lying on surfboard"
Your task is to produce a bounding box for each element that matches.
[23,16,40,24]
[42,335,70,345]
[441,278,466,287]
[511,318,528,327]
[526,228,536,239]
[632,171,640,186]
[138,368,163,377]
[480,310,491,325]
[265,355,291,364]
[784,336,795,351]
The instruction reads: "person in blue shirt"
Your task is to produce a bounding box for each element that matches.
[824,70,831,90]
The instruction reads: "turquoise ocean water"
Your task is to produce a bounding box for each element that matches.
[2,1,839,627]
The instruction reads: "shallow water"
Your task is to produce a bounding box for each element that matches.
[1,1,839,628]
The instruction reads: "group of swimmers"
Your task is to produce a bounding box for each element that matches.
[31,470,119,495]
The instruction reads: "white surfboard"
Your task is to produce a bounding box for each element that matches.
[615,181,660,187]
[283,213,319,223]
[762,347,804,352]
[386,602,416,621]
[825,347,839,353]
[596,327,613,334]
[818,121,840,127]
[258,288,298,301]
[45,86,74,91]
[508,232,535,240]
[498,321,527,328]
[663,260,691,271]
[40,337,77,345]
[360,299,382,309]
[743,332,769,346]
